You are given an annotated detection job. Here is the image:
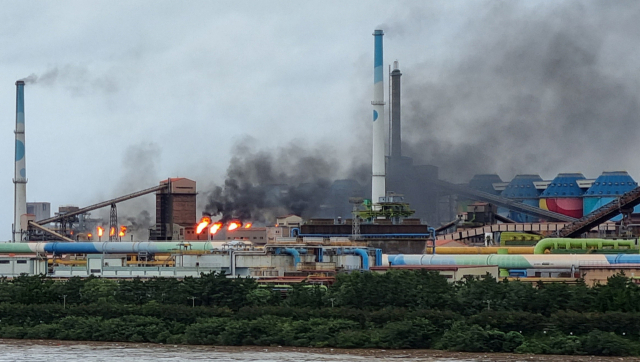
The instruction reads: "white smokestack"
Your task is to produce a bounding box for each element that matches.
[13,81,27,242]
[372,29,386,205]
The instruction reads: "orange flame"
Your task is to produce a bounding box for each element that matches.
[119,226,127,237]
[109,227,116,236]
[87,233,93,238]
[210,222,223,235]
[97,227,104,237]
[227,221,241,231]
[244,223,252,229]
[196,216,212,234]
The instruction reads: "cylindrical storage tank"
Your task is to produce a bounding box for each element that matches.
[500,174,543,222]
[583,171,638,220]
[539,173,585,219]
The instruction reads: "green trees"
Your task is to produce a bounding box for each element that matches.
[2,271,640,355]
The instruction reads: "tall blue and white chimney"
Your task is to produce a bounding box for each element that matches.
[13,80,27,242]
[371,29,386,205]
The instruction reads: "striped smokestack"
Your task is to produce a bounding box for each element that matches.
[371,29,386,205]
[13,81,27,242]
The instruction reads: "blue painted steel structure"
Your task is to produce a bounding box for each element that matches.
[501,174,543,222]
[584,171,639,220]
[468,174,503,195]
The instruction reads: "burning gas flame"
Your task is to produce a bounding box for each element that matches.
[87,233,93,238]
[244,223,252,229]
[119,226,127,237]
[210,222,223,235]
[196,216,212,234]
[109,227,116,237]
[97,227,104,237]
[227,221,241,231]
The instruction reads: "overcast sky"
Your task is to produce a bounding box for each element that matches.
[2,1,640,240]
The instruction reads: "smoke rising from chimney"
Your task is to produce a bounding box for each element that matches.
[19,65,118,95]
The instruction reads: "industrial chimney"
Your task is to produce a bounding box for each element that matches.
[13,81,27,242]
[390,61,402,159]
[371,29,386,205]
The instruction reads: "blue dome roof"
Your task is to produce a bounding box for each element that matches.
[501,174,543,199]
[469,174,502,195]
[540,173,585,197]
[585,171,637,196]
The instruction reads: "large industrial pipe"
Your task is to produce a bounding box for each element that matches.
[388,253,623,269]
[0,241,218,255]
[13,80,27,242]
[344,248,370,270]
[533,238,636,254]
[371,29,386,205]
[426,246,535,255]
[43,241,220,254]
[282,248,301,267]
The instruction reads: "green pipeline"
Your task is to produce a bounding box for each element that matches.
[534,238,636,254]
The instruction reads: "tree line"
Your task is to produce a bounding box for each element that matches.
[1,271,640,355]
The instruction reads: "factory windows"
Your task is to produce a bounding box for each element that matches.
[0,260,9,264]
[16,260,27,264]
[569,183,574,187]
[260,237,264,239]
[90,269,101,273]
[563,184,568,187]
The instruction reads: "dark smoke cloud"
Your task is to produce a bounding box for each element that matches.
[96,143,161,239]
[19,64,118,95]
[204,2,640,223]
[204,139,340,223]
[399,2,640,182]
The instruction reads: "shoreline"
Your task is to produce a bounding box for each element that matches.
[2,339,640,361]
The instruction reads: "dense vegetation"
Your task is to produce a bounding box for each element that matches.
[2,271,640,355]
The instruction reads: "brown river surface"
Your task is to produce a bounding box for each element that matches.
[1,340,639,361]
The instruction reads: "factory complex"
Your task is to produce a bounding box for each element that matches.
[6,29,640,287]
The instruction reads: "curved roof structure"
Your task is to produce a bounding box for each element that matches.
[540,173,585,198]
[585,171,637,197]
[501,174,543,199]
[468,174,502,195]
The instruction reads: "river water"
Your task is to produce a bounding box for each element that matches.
[1,340,631,362]
[0,341,468,362]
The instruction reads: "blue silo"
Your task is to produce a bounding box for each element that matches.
[539,173,586,219]
[584,171,638,220]
[501,174,543,222]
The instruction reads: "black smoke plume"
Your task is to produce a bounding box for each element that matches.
[397,2,640,182]
[19,64,118,95]
[204,141,339,223]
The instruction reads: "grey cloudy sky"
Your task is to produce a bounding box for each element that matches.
[2,1,640,240]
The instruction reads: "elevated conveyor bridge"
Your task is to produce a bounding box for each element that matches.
[558,186,640,237]
[433,180,577,223]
